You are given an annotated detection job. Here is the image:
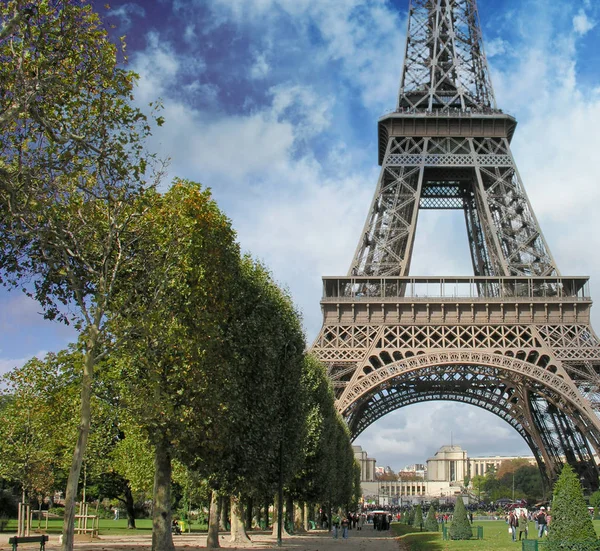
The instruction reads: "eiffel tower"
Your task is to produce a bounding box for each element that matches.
[311,0,600,490]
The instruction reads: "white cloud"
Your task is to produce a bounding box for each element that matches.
[485,37,510,58]
[355,402,531,471]
[250,52,270,80]
[205,0,405,112]
[106,3,145,30]
[269,84,334,138]
[573,9,596,36]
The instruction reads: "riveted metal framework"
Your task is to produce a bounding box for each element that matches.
[311,0,600,490]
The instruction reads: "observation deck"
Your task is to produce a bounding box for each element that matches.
[320,276,591,326]
[377,109,518,165]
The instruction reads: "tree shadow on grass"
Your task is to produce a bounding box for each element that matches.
[399,532,445,550]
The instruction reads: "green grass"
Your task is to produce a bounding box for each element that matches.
[393,521,600,551]
[1,518,209,535]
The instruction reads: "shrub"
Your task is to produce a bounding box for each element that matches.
[449,497,471,540]
[546,464,597,549]
[424,505,438,532]
[406,507,415,526]
[413,504,423,529]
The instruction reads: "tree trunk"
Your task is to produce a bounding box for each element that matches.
[271,494,290,538]
[294,502,305,533]
[151,439,174,551]
[124,484,136,529]
[61,340,96,551]
[303,503,309,532]
[285,494,294,533]
[229,495,251,543]
[207,491,220,549]
[218,496,228,531]
[245,496,253,532]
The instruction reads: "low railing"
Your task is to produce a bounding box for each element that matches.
[322,276,590,302]
[381,107,508,118]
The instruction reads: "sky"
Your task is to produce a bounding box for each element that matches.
[1,0,600,472]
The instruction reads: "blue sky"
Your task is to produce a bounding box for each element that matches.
[2,0,600,470]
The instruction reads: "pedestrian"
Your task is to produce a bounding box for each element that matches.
[537,507,547,538]
[518,511,528,541]
[358,513,365,531]
[341,516,350,539]
[113,507,119,521]
[508,511,518,542]
[332,513,340,539]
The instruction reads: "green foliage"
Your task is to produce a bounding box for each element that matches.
[0,351,82,499]
[413,504,424,529]
[424,505,438,532]
[547,464,597,546]
[406,507,415,526]
[0,1,163,546]
[590,491,600,516]
[449,497,472,540]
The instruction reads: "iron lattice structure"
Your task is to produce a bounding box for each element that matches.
[311,0,600,490]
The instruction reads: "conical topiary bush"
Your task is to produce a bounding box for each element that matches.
[424,505,438,532]
[406,507,415,526]
[546,464,597,549]
[413,504,423,529]
[449,497,472,540]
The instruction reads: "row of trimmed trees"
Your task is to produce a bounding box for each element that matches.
[405,464,599,545]
[0,3,358,551]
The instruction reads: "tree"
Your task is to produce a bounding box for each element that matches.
[413,503,423,530]
[449,497,471,540]
[0,3,162,550]
[109,180,240,551]
[424,505,438,532]
[471,475,486,502]
[496,458,532,480]
[546,464,597,547]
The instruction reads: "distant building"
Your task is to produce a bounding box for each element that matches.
[357,444,539,506]
[353,445,376,482]
[427,445,468,483]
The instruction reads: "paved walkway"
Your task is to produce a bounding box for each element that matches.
[0,526,400,551]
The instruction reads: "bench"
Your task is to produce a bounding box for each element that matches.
[8,535,49,551]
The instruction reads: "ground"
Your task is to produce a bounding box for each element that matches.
[0,526,400,551]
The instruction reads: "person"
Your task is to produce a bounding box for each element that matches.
[113,507,119,521]
[508,511,518,542]
[358,513,365,531]
[332,513,340,539]
[172,518,181,535]
[341,516,350,539]
[321,512,328,530]
[537,507,547,538]
[518,511,528,541]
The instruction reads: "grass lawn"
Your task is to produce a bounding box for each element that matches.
[2,518,208,535]
[392,521,600,551]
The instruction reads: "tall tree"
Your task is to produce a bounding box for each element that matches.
[109,180,240,551]
[199,257,306,546]
[0,3,162,550]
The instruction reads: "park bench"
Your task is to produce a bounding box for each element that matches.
[8,535,49,551]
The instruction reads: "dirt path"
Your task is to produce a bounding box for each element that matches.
[0,526,400,551]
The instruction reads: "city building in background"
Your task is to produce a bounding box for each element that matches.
[357,444,537,506]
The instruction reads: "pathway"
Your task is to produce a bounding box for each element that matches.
[0,526,400,551]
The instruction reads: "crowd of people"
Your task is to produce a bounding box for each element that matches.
[507,507,549,542]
